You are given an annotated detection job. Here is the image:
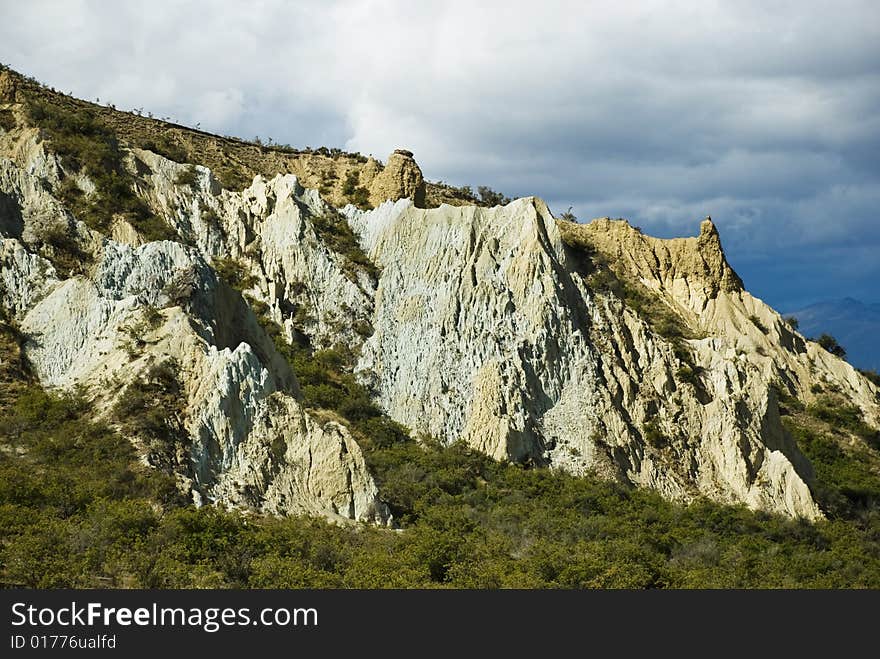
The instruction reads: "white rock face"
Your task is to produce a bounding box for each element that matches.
[133,150,376,352]
[345,198,880,519]
[0,138,387,522]
[2,122,878,521]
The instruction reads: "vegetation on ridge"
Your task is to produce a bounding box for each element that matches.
[558,222,701,345]
[23,98,176,242]
[2,64,479,207]
[814,333,847,359]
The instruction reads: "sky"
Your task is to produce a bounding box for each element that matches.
[1,0,878,311]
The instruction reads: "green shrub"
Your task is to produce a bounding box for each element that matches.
[201,206,221,227]
[807,395,878,448]
[0,108,16,131]
[814,333,846,359]
[174,165,198,186]
[676,365,703,387]
[642,420,669,448]
[6,350,880,588]
[771,382,805,415]
[141,135,188,163]
[858,369,880,387]
[24,97,174,241]
[38,224,91,277]
[477,186,511,207]
[214,163,252,191]
[213,257,256,291]
[113,361,185,469]
[309,211,378,281]
[784,415,880,518]
[293,302,314,328]
[618,279,698,341]
[353,319,373,338]
[341,171,372,209]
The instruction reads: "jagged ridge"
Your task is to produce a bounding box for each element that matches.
[1,65,879,523]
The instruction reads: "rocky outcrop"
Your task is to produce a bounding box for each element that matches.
[0,234,387,522]
[368,149,426,208]
[345,198,879,519]
[567,217,879,428]
[2,79,879,521]
[0,133,388,523]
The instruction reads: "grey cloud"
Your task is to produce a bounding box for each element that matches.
[1,0,877,309]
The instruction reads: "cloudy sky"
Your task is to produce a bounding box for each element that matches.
[2,0,878,310]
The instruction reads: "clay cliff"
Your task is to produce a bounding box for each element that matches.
[1,65,878,522]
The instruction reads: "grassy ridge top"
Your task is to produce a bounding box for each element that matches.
[1,64,479,206]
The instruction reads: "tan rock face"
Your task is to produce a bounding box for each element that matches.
[346,198,879,520]
[368,150,426,208]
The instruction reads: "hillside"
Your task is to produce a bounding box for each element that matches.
[2,64,880,587]
[0,66,479,209]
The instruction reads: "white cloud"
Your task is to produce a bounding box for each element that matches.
[1,0,878,307]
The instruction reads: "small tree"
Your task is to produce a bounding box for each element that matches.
[815,333,846,359]
[477,186,511,206]
[559,206,577,222]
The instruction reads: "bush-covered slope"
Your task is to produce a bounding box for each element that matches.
[4,317,880,588]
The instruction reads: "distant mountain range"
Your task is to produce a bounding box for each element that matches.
[785,298,880,372]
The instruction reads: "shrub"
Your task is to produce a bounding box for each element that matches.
[676,365,703,387]
[783,414,880,518]
[559,206,577,222]
[24,97,173,241]
[201,206,221,228]
[642,420,669,448]
[807,395,878,447]
[558,224,698,343]
[353,320,373,338]
[213,258,256,291]
[771,382,805,415]
[38,224,90,277]
[6,339,880,588]
[341,171,371,209]
[309,211,378,281]
[814,333,846,359]
[0,108,16,131]
[174,165,198,187]
[749,314,769,334]
[141,135,188,163]
[476,186,511,207]
[783,315,799,330]
[859,369,880,387]
[215,163,252,191]
[113,360,185,469]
